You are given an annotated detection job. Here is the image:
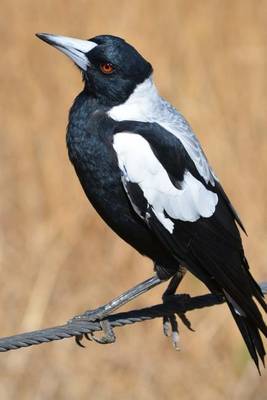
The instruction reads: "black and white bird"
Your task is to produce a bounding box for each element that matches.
[36,33,266,369]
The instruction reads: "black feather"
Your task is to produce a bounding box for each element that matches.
[227,300,265,372]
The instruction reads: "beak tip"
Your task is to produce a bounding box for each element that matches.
[35,33,56,47]
[35,32,45,40]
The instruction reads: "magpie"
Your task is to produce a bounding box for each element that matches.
[36,33,266,369]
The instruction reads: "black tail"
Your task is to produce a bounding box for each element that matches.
[146,196,267,370]
[227,300,266,373]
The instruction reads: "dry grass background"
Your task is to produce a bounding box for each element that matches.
[0,0,266,399]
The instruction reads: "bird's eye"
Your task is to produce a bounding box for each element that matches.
[99,62,114,74]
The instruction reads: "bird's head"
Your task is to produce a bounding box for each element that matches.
[36,33,153,106]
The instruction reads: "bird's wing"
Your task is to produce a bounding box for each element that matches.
[113,121,267,367]
[157,97,217,186]
[114,120,244,238]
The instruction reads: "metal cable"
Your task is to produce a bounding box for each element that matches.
[0,282,265,352]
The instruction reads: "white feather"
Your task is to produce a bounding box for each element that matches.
[113,133,218,233]
[108,76,217,186]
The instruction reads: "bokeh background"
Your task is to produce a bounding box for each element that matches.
[0,1,266,399]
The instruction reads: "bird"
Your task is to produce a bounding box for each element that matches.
[36,32,266,370]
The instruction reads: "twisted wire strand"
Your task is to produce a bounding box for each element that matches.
[0,282,265,352]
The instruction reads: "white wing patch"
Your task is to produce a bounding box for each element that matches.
[113,133,218,233]
[108,77,217,186]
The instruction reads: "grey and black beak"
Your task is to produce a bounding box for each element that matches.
[36,33,98,71]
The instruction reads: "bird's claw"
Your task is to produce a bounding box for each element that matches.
[177,312,195,332]
[163,314,180,350]
[88,320,116,344]
[163,315,171,337]
[75,332,92,347]
[75,320,116,347]
[162,294,194,350]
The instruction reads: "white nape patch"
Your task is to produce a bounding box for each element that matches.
[113,133,218,233]
[108,76,216,186]
[109,77,158,121]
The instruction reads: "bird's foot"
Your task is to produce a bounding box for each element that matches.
[70,306,116,346]
[70,275,163,347]
[162,293,194,350]
[75,319,116,347]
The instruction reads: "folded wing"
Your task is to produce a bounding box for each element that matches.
[113,121,267,369]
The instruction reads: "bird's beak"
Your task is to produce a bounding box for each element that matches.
[36,33,98,71]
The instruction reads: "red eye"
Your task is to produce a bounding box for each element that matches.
[100,62,114,74]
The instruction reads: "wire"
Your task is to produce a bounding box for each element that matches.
[0,283,265,352]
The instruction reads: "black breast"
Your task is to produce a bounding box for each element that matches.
[66,91,179,272]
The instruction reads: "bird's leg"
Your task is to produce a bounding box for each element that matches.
[73,275,162,321]
[71,275,163,345]
[162,266,192,350]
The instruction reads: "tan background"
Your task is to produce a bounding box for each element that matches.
[0,1,266,399]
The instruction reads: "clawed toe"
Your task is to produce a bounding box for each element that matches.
[162,313,181,350]
[75,332,93,347]
[88,320,116,344]
[177,312,195,332]
[74,319,116,347]
[75,334,86,347]
[163,315,171,337]
[162,292,194,350]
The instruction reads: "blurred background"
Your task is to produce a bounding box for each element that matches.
[0,0,266,399]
